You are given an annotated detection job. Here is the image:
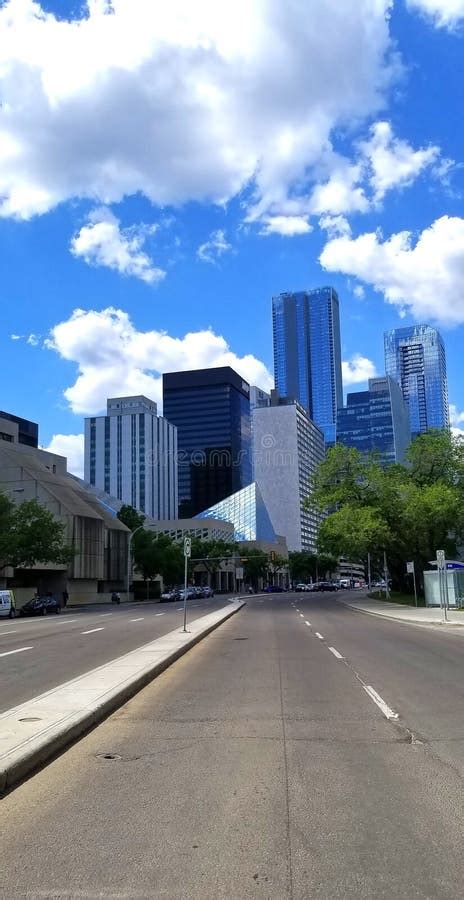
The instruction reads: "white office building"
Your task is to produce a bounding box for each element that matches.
[252,396,325,552]
[84,396,178,520]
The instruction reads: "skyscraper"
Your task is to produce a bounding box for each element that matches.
[84,396,178,520]
[337,377,411,465]
[272,287,343,444]
[384,325,449,437]
[163,367,252,518]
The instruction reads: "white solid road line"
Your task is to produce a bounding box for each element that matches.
[315,632,324,640]
[328,647,344,659]
[305,620,311,627]
[130,618,144,623]
[81,627,105,635]
[363,685,399,720]
[0,646,33,658]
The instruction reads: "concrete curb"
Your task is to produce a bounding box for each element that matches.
[0,600,246,793]
[338,598,464,628]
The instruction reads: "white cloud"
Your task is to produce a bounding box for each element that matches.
[407,0,464,28]
[10,334,22,340]
[43,433,85,479]
[353,284,365,298]
[309,162,369,216]
[320,216,464,326]
[342,354,378,386]
[359,121,440,202]
[0,0,396,222]
[26,333,40,346]
[70,207,165,283]
[450,404,464,427]
[45,307,273,415]
[318,214,351,238]
[260,215,312,236]
[197,229,232,264]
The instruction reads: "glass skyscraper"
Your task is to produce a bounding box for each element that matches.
[272,287,343,444]
[163,367,252,518]
[384,325,449,437]
[337,377,410,465]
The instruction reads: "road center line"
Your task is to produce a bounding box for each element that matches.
[129,618,144,622]
[363,685,399,720]
[299,613,304,618]
[99,613,113,617]
[81,627,105,635]
[0,630,18,636]
[315,632,324,640]
[305,621,311,627]
[155,613,165,617]
[0,646,33,658]
[328,646,344,659]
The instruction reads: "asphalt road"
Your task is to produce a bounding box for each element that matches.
[0,595,234,712]
[3,592,464,898]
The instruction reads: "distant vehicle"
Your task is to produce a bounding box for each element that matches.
[318,582,338,592]
[19,595,61,616]
[178,587,196,601]
[193,586,205,598]
[0,589,16,619]
[295,583,307,591]
[264,585,284,593]
[202,586,214,597]
[160,589,180,602]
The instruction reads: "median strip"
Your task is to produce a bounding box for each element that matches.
[0,600,245,793]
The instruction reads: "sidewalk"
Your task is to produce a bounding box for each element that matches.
[340,595,464,626]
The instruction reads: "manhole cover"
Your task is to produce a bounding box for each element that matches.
[96,752,121,760]
[19,717,42,723]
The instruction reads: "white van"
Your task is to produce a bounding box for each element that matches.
[0,590,16,619]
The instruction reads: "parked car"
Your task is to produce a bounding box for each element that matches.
[318,581,338,592]
[160,589,180,602]
[178,587,196,601]
[264,585,284,593]
[202,586,215,597]
[193,586,205,598]
[19,594,61,616]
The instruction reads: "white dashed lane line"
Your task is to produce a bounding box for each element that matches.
[305,620,311,627]
[328,647,344,660]
[0,630,18,636]
[99,613,113,617]
[299,613,304,618]
[129,618,144,623]
[155,613,165,617]
[315,632,324,640]
[81,628,105,635]
[0,646,33,658]
[363,685,399,720]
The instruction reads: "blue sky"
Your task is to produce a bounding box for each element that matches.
[1,0,464,476]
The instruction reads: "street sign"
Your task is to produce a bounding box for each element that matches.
[436,550,446,570]
[406,561,414,574]
[184,537,191,558]
[236,567,244,580]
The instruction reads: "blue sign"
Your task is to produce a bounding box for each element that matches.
[446,563,464,570]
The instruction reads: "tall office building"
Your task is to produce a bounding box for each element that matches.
[272,287,343,444]
[337,377,410,465]
[384,325,449,437]
[252,395,325,552]
[84,396,178,520]
[163,367,252,518]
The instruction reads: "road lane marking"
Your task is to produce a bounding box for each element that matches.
[363,685,399,720]
[296,608,300,612]
[155,613,165,617]
[0,646,33,658]
[0,630,18,636]
[328,647,344,659]
[130,618,144,622]
[81,627,105,635]
[299,613,304,618]
[50,619,78,625]
[176,607,183,611]
[305,621,311,627]
[99,613,113,617]
[315,632,324,640]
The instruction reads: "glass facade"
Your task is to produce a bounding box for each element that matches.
[272,287,343,445]
[337,377,410,465]
[195,481,277,543]
[163,367,252,518]
[384,325,449,437]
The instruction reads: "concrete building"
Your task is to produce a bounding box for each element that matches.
[0,439,130,606]
[250,386,271,411]
[384,325,449,437]
[272,287,343,445]
[163,367,252,518]
[252,394,325,552]
[337,376,411,465]
[84,396,177,520]
[0,410,38,448]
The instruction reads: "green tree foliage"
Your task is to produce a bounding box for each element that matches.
[267,554,288,582]
[0,497,73,570]
[311,430,464,592]
[188,538,238,580]
[117,504,145,532]
[239,547,269,587]
[289,551,338,583]
[133,531,183,586]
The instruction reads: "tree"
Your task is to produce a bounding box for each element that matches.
[239,548,269,589]
[267,554,287,583]
[317,506,391,562]
[188,538,238,583]
[0,497,73,570]
[133,531,183,586]
[117,504,145,532]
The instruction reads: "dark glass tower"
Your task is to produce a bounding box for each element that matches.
[272,287,343,444]
[384,325,449,437]
[337,377,410,465]
[163,367,252,518]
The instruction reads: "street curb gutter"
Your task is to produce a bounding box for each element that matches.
[0,600,245,793]
[338,598,464,628]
